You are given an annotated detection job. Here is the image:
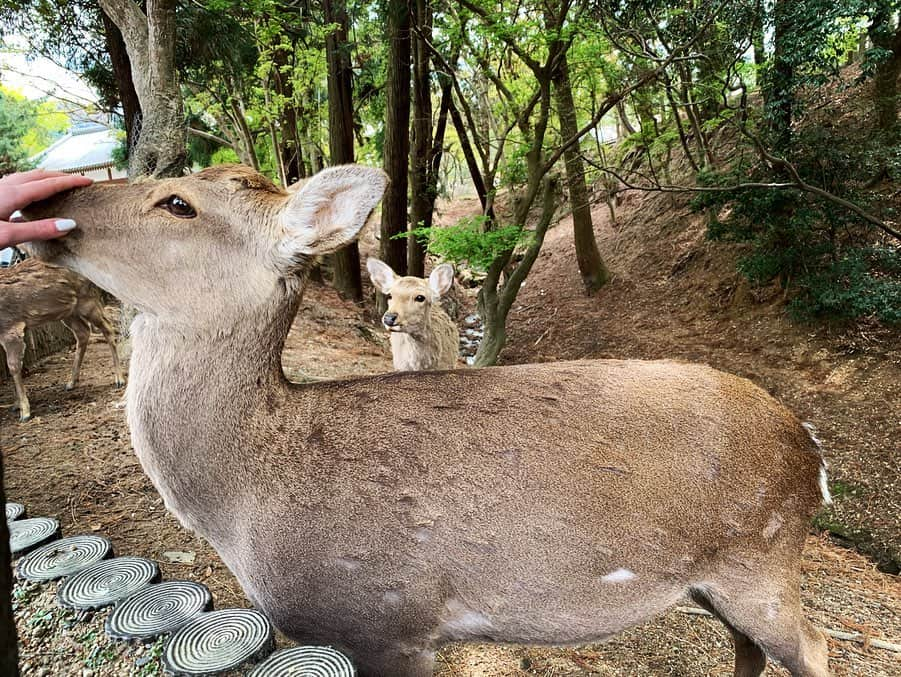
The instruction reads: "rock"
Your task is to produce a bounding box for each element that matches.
[162,550,196,564]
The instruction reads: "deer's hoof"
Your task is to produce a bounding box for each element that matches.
[18,413,31,422]
[65,383,76,391]
[115,378,126,388]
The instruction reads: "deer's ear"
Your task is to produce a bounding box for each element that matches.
[366,258,397,293]
[428,263,455,298]
[276,165,387,264]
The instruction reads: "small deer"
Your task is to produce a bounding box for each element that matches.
[27,165,831,677]
[1,258,125,421]
[366,258,458,371]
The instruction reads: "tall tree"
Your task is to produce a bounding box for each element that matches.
[547,4,610,294]
[98,0,187,178]
[378,0,412,311]
[324,0,363,301]
[100,8,142,152]
[868,2,901,141]
[768,0,794,151]
[408,0,432,278]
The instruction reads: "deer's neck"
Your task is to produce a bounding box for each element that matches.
[125,289,302,538]
[391,311,448,371]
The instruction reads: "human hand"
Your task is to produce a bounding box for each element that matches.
[0,169,93,249]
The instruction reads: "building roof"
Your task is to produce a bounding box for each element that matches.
[34,123,120,173]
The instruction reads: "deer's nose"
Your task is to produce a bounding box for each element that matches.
[383,313,398,326]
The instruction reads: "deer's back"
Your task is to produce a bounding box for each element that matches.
[0,259,97,329]
[256,359,824,555]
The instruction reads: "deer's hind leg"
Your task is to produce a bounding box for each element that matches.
[80,302,125,387]
[61,317,91,391]
[1,323,30,421]
[691,566,830,677]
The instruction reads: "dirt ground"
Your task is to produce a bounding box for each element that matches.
[2,191,900,675]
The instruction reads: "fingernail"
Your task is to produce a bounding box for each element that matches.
[55,219,77,232]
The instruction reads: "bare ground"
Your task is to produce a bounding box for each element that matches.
[2,183,900,675]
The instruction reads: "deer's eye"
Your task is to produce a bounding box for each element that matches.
[157,195,197,218]
[415,295,426,303]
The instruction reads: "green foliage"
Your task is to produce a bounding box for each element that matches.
[405,215,531,272]
[791,246,901,323]
[0,86,37,173]
[211,146,240,165]
[695,124,901,325]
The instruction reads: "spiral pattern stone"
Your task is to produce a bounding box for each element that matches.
[57,556,160,610]
[5,502,25,521]
[8,517,60,555]
[162,608,274,675]
[248,646,356,676]
[105,581,213,642]
[17,535,112,582]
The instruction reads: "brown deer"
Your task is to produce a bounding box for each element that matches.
[0,258,125,421]
[26,164,831,677]
[366,258,459,371]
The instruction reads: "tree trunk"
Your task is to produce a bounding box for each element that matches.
[324,0,363,302]
[272,45,302,186]
[753,0,766,67]
[615,100,637,136]
[553,51,609,294]
[474,176,557,366]
[378,0,412,313]
[769,0,794,152]
[100,9,141,153]
[99,0,187,178]
[449,100,495,221]
[407,0,432,277]
[665,83,700,172]
[230,97,259,170]
[869,9,901,141]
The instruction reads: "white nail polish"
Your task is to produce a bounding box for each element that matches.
[55,219,77,232]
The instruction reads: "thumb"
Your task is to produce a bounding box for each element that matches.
[0,218,77,249]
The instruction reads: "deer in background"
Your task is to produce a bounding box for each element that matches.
[27,164,831,677]
[366,258,459,371]
[1,258,125,421]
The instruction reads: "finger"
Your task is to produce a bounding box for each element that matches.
[0,218,77,250]
[12,175,94,208]
[1,169,73,186]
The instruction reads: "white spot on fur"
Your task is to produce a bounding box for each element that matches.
[382,590,402,606]
[441,599,495,639]
[412,527,432,543]
[335,556,362,571]
[763,513,784,540]
[601,568,636,583]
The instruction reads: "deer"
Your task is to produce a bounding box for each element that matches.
[366,258,459,371]
[25,164,832,677]
[0,257,125,421]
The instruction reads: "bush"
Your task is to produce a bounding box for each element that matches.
[693,128,901,326]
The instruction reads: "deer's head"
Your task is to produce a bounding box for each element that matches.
[367,258,454,335]
[25,165,387,325]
